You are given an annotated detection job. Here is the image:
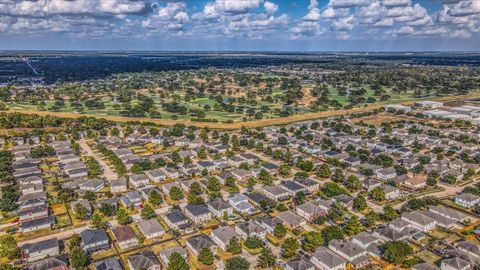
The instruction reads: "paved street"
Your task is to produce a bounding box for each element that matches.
[78,139,118,181]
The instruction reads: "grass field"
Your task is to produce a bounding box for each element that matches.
[7,91,480,129]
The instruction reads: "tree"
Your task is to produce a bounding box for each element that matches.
[207,177,221,192]
[100,203,116,216]
[116,208,130,225]
[370,187,385,201]
[167,252,189,270]
[274,223,287,238]
[303,231,323,252]
[83,191,96,202]
[382,241,413,264]
[382,205,398,221]
[318,164,332,178]
[225,256,249,270]
[426,177,437,186]
[149,190,163,206]
[365,211,379,228]
[0,235,17,258]
[257,247,276,268]
[344,216,362,236]
[294,191,306,205]
[244,236,263,249]
[353,195,367,211]
[141,204,157,220]
[70,247,88,269]
[169,186,184,200]
[91,212,106,229]
[226,237,242,254]
[279,163,291,176]
[282,237,300,259]
[345,175,361,191]
[74,203,89,220]
[198,247,214,265]
[321,225,344,244]
[69,234,82,252]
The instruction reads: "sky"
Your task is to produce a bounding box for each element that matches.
[0,0,479,51]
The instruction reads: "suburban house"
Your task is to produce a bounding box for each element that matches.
[112,225,138,249]
[110,177,127,193]
[277,211,307,228]
[145,169,166,182]
[120,191,143,208]
[328,239,370,268]
[235,221,267,239]
[81,229,110,253]
[285,258,315,270]
[401,211,437,232]
[455,193,480,208]
[184,204,212,224]
[159,246,188,265]
[376,167,397,180]
[207,199,233,218]
[25,254,68,270]
[94,257,123,270]
[129,174,150,188]
[127,251,161,270]
[211,226,241,251]
[262,186,290,201]
[22,238,59,263]
[311,246,347,270]
[137,219,165,239]
[186,234,217,256]
[163,210,190,230]
[296,202,325,221]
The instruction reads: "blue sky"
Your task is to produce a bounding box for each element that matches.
[0,0,478,51]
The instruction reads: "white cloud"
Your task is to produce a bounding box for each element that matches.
[264,1,278,14]
[214,0,263,14]
[331,15,354,30]
[382,0,411,7]
[330,0,371,8]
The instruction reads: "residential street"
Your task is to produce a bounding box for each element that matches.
[78,139,118,181]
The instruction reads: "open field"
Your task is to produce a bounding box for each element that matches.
[7,91,480,129]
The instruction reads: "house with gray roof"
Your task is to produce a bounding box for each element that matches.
[127,251,160,270]
[184,204,211,224]
[145,169,166,182]
[311,246,347,270]
[25,254,68,270]
[211,226,241,250]
[328,239,370,268]
[129,173,149,188]
[81,229,110,253]
[440,257,471,270]
[158,246,188,265]
[120,191,142,208]
[235,221,267,239]
[256,216,283,233]
[137,219,165,239]
[110,177,127,193]
[277,210,306,228]
[186,234,217,256]
[401,211,437,232]
[95,257,123,270]
[80,178,104,192]
[351,232,380,250]
[296,202,325,221]
[163,210,189,230]
[285,257,315,270]
[22,237,59,262]
[429,205,469,223]
[455,193,480,208]
[207,199,233,218]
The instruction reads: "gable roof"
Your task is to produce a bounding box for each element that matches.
[312,246,346,268]
[137,219,165,236]
[81,229,109,246]
[127,251,160,270]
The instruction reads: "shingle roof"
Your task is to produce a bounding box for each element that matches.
[312,246,346,268]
